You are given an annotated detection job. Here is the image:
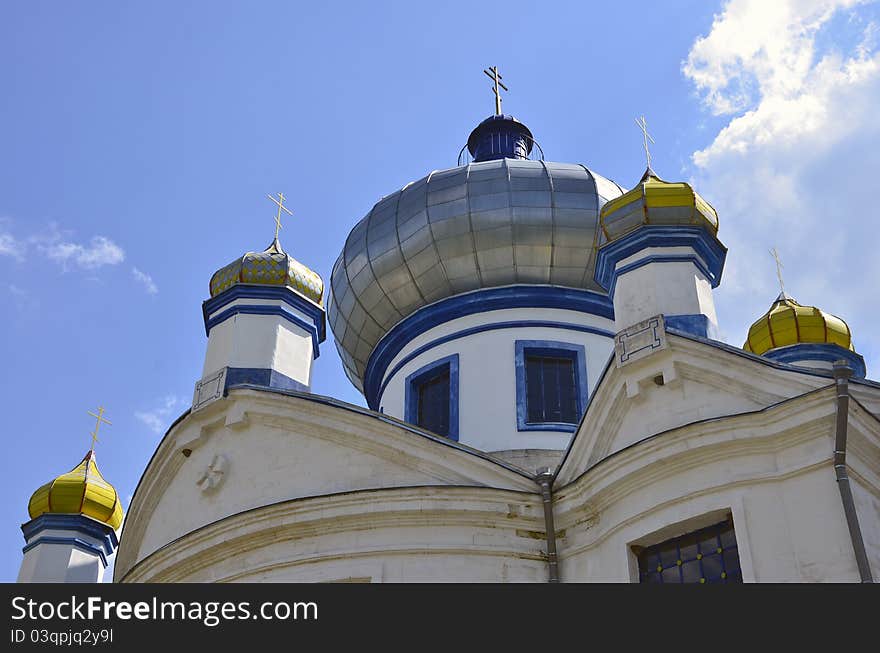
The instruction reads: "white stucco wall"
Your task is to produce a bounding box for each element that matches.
[851,475,880,576]
[556,424,868,582]
[120,378,879,583]
[203,312,314,386]
[115,328,880,584]
[18,529,108,583]
[552,329,879,583]
[376,307,615,453]
[613,246,717,332]
[556,334,831,471]
[120,487,548,583]
[115,389,540,581]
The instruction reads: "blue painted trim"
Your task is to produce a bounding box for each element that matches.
[203,284,326,340]
[225,367,310,393]
[22,536,110,566]
[374,319,614,408]
[514,340,588,433]
[21,514,118,559]
[205,306,322,359]
[404,354,459,441]
[665,313,711,339]
[764,343,866,379]
[364,285,614,410]
[594,225,727,293]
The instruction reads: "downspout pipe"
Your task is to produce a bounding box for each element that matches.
[536,468,559,583]
[832,361,874,583]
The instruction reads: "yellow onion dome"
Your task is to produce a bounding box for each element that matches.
[209,237,324,305]
[743,293,855,356]
[28,450,123,530]
[599,168,719,245]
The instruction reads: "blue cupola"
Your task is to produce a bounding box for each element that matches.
[466,114,535,162]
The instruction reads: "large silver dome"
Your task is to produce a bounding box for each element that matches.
[329,157,626,390]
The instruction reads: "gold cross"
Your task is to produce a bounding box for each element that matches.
[484,66,508,116]
[87,406,111,452]
[770,247,785,295]
[635,116,656,171]
[267,192,293,241]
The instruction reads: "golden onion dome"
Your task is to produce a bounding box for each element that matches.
[599,168,719,245]
[743,293,855,356]
[209,237,324,305]
[28,450,123,530]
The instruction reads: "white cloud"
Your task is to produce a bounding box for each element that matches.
[135,395,184,435]
[42,235,125,269]
[132,267,158,295]
[684,0,880,373]
[0,233,17,255]
[0,232,23,260]
[2,223,126,270]
[2,222,133,309]
[684,0,866,116]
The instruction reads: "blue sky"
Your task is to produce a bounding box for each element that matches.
[2,0,878,582]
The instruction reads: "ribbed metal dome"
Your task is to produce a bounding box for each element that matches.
[599,169,719,246]
[328,157,626,391]
[743,293,855,356]
[28,450,123,530]
[209,237,324,306]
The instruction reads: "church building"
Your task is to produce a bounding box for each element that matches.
[17,75,880,583]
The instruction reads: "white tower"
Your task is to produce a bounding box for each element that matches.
[193,194,326,412]
[19,449,122,583]
[594,169,726,338]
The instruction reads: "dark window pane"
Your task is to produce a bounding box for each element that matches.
[698,532,720,555]
[645,552,662,573]
[561,359,578,422]
[525,356,544,422]
[720,526,738,549]
[681,559,702,583]
[637,519,742,584]
[699,553,722,580]
[659,545,678,568]
[679,538,699,562]
[546,359,560,421]
[661,566,680,583]
[417,368,450,437]
[723,548,741,575]
[524,353,578,424]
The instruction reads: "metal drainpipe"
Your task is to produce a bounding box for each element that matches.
[831,361,874,583]
[536,468,559,583]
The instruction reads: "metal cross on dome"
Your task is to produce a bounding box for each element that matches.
[635,115,656,171]
[770,247,786,295]
[484,66,508,116]
[87,406,111,452]
[267,192,293,241]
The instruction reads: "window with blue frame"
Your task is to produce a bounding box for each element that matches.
[636,518,742,584]
[404,354,459,441]
[515,341,587,432]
